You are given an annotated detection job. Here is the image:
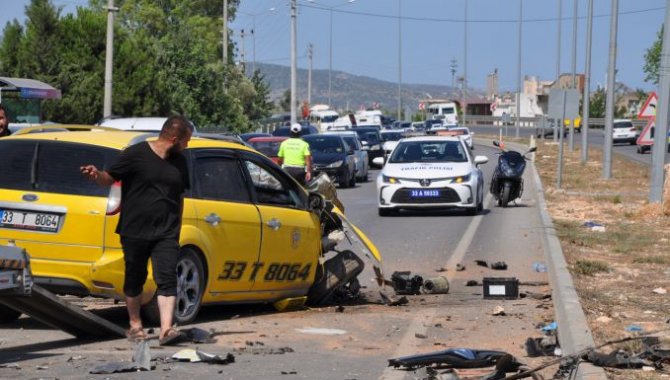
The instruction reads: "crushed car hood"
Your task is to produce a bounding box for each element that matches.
[332,208,382,264]
[383,162,472,179]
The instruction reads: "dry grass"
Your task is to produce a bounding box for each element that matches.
[532,139,670,380]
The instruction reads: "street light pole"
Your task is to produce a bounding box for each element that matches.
[462,0,468,127]
[329,8,333,107]
[568,0,578,151]
[555,0,562,142]
[582,0,593,162]
[515,0,522,138]
[290,0,297,124]
[602,0,619,179]
[397,0,402,121]
[103,0,117,118]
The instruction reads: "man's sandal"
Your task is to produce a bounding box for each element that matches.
[159,327,186,346]
[126,327,148,342]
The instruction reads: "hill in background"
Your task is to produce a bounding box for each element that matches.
[249,62,482,114]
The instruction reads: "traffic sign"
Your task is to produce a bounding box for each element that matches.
[548,89,580,120]
[638,92,657,119]
[418,102,425,111]
[490,102,497,112]
[637,119,655,145]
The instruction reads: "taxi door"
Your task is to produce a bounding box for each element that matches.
[239,153,320,295]
[190,150,261,296]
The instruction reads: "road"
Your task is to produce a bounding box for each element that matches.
[469,125,654,166]
[0,144,557,380]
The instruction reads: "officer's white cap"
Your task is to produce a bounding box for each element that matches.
[290,123,302,133]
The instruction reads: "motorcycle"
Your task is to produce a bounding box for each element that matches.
[489,141,537,208]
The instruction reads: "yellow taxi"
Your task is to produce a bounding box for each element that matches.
[0,128,380,324]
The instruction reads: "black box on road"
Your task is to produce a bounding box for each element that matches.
[483,277,519,300]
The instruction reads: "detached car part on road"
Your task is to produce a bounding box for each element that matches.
[376,136,488,216]
[0,129,381,326]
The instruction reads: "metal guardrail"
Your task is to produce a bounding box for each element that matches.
[462,115,647,129]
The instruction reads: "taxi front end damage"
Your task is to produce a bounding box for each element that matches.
[0,130,383,326]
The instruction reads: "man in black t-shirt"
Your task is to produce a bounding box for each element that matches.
[81,115,192,345]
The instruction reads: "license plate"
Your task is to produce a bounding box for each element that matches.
[410,189,440,198]
[0,209,61,233]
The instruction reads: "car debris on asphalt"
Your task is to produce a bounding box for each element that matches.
[391,271,424,295]
[89,340,153,374]
[422,276,450,294]
[171,348,235,365]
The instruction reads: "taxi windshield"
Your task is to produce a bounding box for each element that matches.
[389,141,467,163]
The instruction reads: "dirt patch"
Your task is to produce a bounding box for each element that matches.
[534,139,670,379]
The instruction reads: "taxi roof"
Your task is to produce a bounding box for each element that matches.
[4,127,255,152]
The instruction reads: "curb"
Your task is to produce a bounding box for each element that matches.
[528,158,607,380]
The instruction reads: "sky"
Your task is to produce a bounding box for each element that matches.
[0,0,666,92]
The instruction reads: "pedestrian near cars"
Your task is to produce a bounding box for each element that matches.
[0,104,11,137]
[277,123,312,186]
[80,115,192,345]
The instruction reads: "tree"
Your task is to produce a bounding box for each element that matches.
[279,89,291,112]
[643,26,662,85]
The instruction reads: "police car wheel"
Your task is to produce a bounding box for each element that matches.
[0,305,21,323]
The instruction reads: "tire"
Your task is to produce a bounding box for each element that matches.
[338,169,351,188]
[465,207,477,216]
[349,169,357,187]
[476,190,484,212]
[142,248,205,326]
[0,305,21,323]
[630,139,636,145]
[307,250,364,306]
[501,182,512,208]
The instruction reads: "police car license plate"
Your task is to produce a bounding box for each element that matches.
[0,209,61,233]
[410,189,440,198]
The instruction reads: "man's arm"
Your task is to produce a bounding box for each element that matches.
[80,165,115,187]
[305,155,312,182]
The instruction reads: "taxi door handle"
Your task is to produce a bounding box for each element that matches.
[204,213,221,226]
[266,218,282,231]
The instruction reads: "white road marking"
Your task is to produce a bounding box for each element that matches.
[445,193,493,270]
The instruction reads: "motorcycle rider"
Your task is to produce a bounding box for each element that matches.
[277,123,313,186]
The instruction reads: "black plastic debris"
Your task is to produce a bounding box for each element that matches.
[391,271,423,295]
[520,291,552,301]
[233,346,295,355]
[584,350,646,369]
[388,348,511,369]
[475,260,488,268]
[90,340,153,374]
[456,263,466,271]
[490,261,507,270]
[182,327,217,344]
[465,280,479,286]
[525,336,557,357]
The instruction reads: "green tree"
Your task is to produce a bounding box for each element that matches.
[279,89,291,112]
[643,26,662,85]
[245,69,273,124]
[0,20,24,75]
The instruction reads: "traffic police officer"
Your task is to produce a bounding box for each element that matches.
[277,123,312,186]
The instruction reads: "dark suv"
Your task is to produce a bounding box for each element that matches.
[303,135,357,188]
[352,127,383,166]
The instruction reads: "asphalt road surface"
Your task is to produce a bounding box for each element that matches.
[0,144,558,380]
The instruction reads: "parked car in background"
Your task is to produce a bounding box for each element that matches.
[272,124,319,137]
[352,127,383,166]
[240,132,271,142]
[98,117,198,133]
[247,136,288,164]
[380,130,405,159]
[323,131,369,182]
[303,134,357,188]
[436,127,474,149]
[609,119,638,145]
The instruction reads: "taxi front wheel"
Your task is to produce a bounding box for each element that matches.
[142,248,206,326]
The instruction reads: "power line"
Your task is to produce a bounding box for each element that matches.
[300,3,663,24]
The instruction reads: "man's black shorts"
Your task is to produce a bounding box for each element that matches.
[120,237,179,297]
[284,166,307,186]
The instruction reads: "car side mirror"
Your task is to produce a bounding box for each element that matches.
[308,192,325,212]
[372,157,385,167]
[361,140,369,146]
[474,156,489,166]
[361,145,370,151]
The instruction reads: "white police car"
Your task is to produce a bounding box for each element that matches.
[376,136,488,216]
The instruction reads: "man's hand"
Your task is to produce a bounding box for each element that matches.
[80,165,115,186]
[305,171,312,183]
[80,165,100,181]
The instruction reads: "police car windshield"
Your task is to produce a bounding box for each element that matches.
[389,141,467,163]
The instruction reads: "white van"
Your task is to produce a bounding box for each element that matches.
[354,109,383,128]
[427,102,458,126]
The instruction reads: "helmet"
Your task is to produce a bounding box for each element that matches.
[290,123,302,133]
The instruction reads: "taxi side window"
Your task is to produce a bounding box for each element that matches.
[243,159,305,209]
[193,155,250,203]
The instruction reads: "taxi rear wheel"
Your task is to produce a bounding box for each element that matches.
[142,248,205,326]
[0,305,21,323]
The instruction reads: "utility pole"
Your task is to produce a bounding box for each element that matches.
[450,58,458,89]
[463,0,468,127]
[602,0,619,179]
[397,0,402,121]
[250,28,256,73]
[555,0,562,142]
[515,0,522,137]
[649,0,670,202]
[103,0,118,118]
[223,0,228,63]
[568,0,578,151]
[582,0,593,162]
[307,43,313,106]
[290,0,297,124]
[240,29,246,72]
